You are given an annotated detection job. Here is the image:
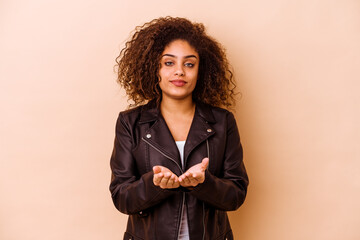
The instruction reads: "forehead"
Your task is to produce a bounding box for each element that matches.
[162,39,198,57]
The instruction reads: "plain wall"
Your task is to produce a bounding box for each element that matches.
[1,0,359,239]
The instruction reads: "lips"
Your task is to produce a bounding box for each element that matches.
[170,80,187,87]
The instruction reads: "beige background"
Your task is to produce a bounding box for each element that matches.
[1,0,359,239]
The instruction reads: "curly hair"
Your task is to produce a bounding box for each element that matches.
[115,16,236,108]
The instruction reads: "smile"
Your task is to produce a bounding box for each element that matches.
[170,80,187,87]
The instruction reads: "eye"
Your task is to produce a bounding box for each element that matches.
[184,62,194,68]
[164,61,174,66]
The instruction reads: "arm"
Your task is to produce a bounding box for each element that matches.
[188,112,249,211]
[109,113,176,215]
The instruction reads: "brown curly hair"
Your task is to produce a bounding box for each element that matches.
[115,16,236,108]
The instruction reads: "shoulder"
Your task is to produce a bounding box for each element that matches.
[119,105,143,118]
[197,101,235,121]
[117,100,158,126]
[210,104,232,116]
[116,104,145,129]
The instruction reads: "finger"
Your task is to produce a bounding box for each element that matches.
[166,174,176,187]
[179,179,189,187]
[179,171,193,183]
[178,173,185,182]
[201,158,209,170]
[153,173,163,186]
[171,174,179,183]
[182,175,196,186]
[171,174,180,188]
[159,172,171,188]
[183,175,191,185]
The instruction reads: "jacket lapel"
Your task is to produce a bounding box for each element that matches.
[139,100,181,164]
[145,116,181,162]
[184,102,216,164]
[139,100,217,169]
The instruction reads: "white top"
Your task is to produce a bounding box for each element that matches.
[176,141,186,166]
[175,141,189,240]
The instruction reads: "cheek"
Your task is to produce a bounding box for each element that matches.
[158,81,165,91]
[158,68,170,81]
[190,69,199,82]
[191,79,198,89]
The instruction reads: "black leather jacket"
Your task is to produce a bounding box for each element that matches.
[109,100,248,240]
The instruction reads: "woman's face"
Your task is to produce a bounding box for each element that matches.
[158,39,199,102]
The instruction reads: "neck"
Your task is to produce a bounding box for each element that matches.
[160,95,195,116]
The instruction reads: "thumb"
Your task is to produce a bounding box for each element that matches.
[201,158,209,170]
[153,166,162,174]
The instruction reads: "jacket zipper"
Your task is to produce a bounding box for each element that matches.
[141,137,185,240]
[141,137,184,174]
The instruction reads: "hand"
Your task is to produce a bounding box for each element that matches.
[153,166,180,189]
[178,158,209,188]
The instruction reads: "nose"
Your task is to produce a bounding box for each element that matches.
[174,64,185,76]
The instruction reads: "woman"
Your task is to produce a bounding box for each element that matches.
[110,17,248,240]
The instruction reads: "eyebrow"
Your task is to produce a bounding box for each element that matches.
[162,54,198,59]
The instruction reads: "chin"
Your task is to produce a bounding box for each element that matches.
[164,93,192,100]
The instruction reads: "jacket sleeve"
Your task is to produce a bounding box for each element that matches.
[109,112,175,215]
[190,111,249,211]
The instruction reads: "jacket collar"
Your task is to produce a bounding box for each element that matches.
[138,99,216,124]
[138,99,217,168]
